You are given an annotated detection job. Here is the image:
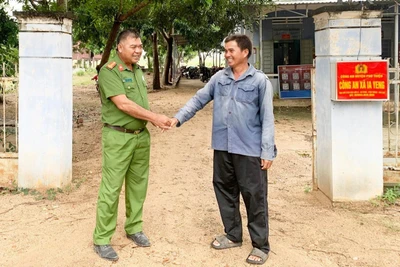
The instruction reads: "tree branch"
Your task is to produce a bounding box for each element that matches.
[161,29,169,41]
[119,0,151,22]
[29,0,39,10]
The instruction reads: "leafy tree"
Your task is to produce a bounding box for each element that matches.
[70,0,269,86]
[69,0,152,72]
[18,0,67,11]
[0,6,19,76]
[20,0,270,88]
[0,7,18,47]
[150,0,269,85]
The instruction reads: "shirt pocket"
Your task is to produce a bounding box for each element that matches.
[217,79,232,96]
[236,84,258,103]
[124,82,139,100]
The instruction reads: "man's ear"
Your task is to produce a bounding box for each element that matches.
[243,49,249,58]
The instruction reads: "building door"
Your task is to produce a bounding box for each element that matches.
[273,40,300,73]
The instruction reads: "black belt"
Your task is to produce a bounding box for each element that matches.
[104,124,144,134]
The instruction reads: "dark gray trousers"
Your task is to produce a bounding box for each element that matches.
[213,150,270,254]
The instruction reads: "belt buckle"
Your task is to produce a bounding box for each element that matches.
[133,129,141,134]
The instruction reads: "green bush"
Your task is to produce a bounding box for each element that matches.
[76,70,85,76]
[381,185,400,205]
[0,45,18,77]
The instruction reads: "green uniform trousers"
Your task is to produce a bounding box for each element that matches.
[93,127,150,245]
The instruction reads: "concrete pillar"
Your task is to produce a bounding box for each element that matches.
[15,12,73,188]
[313,8,383,201]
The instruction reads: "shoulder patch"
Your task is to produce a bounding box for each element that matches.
[106,62,117,70]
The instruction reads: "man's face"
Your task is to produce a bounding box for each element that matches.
[224,40,248,69]
[118,36,143,65]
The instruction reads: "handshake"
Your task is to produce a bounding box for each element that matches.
[151,114,179,131]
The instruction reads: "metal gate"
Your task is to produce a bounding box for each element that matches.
[0,62,18,187]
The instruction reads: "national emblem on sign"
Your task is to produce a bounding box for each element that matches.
[355,64,368,74]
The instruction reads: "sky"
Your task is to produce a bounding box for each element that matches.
[4,0,23,17]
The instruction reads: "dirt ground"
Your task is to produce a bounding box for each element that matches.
[0,76,399,267]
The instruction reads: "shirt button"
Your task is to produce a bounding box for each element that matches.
[229,111,231,114]
[231,97,233,100]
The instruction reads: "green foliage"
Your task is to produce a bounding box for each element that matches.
[374,185,400,205]
[0,7,18,47]
[75,70,85,76]
[73,177,87,189]
[2,186,66,200]
[381,185,400,205]
[0,7,19,76]
[73,68,97,86]
[0,45,18,76]
[69,0,151,53]
[20,0,68,12]
[304,185,312,193]
[0,128,17,152]
[69,0,271,63]
[46,188,57,200]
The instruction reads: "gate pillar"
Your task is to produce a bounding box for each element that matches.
[313,8,384,201]
[15,12,73,188]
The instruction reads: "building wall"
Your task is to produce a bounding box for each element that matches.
[260,10,315,74]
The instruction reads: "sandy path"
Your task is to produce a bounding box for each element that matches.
[0,78,399,267]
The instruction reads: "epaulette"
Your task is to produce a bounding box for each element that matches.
[106,62,117,70]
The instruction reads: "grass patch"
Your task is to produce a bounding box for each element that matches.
[73,68,97,86]
[274,106,311,120]
[73,177,87,189]
[374,184,400,205]
[0,179,85,200]
[296,150,311,158]
[304,185,312,193]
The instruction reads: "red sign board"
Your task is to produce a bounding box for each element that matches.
[336,61,388,100]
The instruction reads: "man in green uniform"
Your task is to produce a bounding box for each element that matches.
[93,29,171,261]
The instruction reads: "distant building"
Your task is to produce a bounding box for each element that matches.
[72,43,102,68]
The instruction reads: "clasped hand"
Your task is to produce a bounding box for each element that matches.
[152,115,179,132]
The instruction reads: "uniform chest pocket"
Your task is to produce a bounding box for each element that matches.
[124,82,135,90]
[124,82,140,100]
[217,79,232,96]
[236,85,258,103]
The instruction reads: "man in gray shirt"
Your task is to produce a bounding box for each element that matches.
[170,34,276,265]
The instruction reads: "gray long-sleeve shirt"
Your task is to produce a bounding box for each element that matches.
[174,64,277,160]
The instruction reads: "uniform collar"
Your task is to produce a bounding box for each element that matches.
[113,54,138,72]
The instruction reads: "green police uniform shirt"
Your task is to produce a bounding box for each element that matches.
[98,55,150,130]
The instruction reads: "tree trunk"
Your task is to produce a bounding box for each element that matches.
[96,19,121,73]
[198,51,203,67]
[152,32,161,90]
[147,55,152,71]
[162,36,173,86]
[57,0,66,11]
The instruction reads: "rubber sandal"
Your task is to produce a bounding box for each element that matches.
[246,247,269,265]
[211,235,242,250]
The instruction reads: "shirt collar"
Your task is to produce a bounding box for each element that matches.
[223,64,256,81]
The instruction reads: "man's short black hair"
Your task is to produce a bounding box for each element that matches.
[116,29,140,46]
[224,34,252,58]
